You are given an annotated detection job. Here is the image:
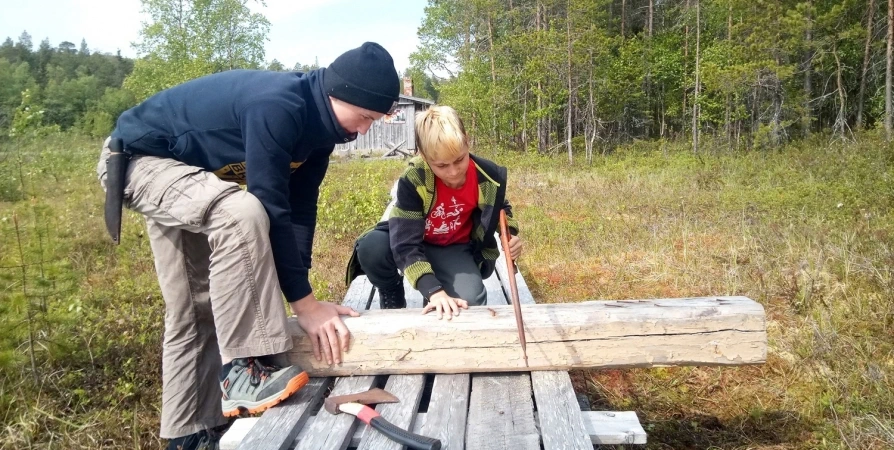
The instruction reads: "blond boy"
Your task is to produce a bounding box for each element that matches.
[348,105,522,318]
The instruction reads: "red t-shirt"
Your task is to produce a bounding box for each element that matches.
[424,160,478,246]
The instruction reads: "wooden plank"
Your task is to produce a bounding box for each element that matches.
[294,376,378,450]
[357,374,427,450]
[220,417,260,450]
[293,273,377,450]
[466,373,539,449]
[222,409,647,449]
[531,371,592,449]
[585,411,647,445]
[497,243,593,449]
[494,243,535,305]
[418,374,471,450]
[342,275,375,311]
[286,297,767,375]
[236,378,329,450]
[237,274,374,449]
[483,272,506,305]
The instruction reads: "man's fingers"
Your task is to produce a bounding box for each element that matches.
[335,320,351,352]
[337,305,361,317]
[318,330,334,365]
[326,326,342,364]
[310,332,322,362]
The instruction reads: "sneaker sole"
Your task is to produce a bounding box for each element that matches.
[222,371,309,418]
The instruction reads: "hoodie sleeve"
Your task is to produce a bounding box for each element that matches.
[387,167,439,293]
[241,101,317,302]
[286,146,332,280]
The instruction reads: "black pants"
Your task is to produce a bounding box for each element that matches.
[355,229,488,306]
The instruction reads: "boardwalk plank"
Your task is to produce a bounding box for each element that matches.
[356,374,426,450]
[466,373,539,449]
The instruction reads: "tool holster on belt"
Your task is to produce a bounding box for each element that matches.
[104,137,131,245]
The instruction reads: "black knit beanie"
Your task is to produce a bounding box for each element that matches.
[324,42,400,114]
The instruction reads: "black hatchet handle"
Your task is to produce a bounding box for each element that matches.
[369,416,441,450]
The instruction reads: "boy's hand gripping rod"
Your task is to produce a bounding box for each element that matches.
[498,209,529,367]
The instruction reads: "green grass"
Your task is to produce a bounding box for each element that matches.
[0,132,892,449]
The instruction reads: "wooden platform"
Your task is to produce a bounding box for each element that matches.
[221,248,648,449]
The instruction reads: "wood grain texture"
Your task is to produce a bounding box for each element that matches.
[293,376,378,450]
[356,374,426,450]
[466,373,540,449]
[221,409,647,449]
[286,296,766,376]
[531,371,592,449]
[419,374,471,450]
[235,378,329,450]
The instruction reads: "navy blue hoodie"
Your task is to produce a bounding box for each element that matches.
[112,68,355,302]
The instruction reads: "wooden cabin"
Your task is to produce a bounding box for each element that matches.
[334,94,434,156]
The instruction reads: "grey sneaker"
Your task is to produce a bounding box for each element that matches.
[220,357,308,417]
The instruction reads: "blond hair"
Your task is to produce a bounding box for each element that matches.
[414,105,469,160]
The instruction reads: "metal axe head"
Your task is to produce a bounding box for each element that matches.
[324,388,399,415]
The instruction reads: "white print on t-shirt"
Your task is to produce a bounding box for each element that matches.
[426,196,466,235]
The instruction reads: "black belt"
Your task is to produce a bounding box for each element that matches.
[104,138,130,245]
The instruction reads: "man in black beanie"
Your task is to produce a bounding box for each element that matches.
[96,42,399,449]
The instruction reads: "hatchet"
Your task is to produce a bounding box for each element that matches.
[323,388,441,450]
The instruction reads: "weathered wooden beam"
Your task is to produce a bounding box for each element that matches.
[219,410,648,449]
[286,296,766,376]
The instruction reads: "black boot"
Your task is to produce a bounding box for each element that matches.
[167,429,218,450]
[378,283,406,309]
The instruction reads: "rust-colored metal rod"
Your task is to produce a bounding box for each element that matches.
[498,209,528,367]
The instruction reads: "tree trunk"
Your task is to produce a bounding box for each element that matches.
[692,0,701,154]
[621,0,627,38]
[726,0,733,149]
[833,50,848,137]
[649,0,654,37]
[887,0,893,141]
[537,2,546,153]
[567,0,573,164]
[286,298,768,376]
[523,84,528,149]
[683,0,691,137]
[587,51,596,163]
[727,0,732,41]
[857,0,877,129]
[488,14,498,141]
[803,1,813,137]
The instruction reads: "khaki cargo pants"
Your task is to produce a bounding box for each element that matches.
[97,138,292,438]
